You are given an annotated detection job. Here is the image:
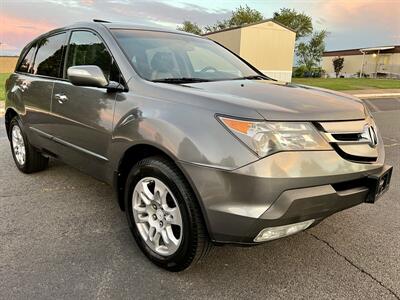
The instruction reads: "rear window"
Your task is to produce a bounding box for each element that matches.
[17,45,37,74]
[32,32,67,78]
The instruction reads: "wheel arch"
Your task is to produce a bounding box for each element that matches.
[114,143,212,238]
[5,108,19,140]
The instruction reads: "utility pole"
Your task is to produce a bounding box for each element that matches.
[374,50,380,79]
[360,50,365,78]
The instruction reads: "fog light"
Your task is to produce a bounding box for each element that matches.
[254,219,315,242]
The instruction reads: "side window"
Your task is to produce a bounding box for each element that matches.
[17,45,37,74]
[33,33,67,78]
[66,31,117,81]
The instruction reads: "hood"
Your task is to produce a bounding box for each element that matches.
[182,80,366,121]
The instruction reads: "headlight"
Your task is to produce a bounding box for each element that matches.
[218,116,331,157]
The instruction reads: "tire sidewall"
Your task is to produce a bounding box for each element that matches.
[124,159,197,270]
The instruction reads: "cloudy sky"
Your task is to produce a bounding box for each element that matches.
[0,0,399,56]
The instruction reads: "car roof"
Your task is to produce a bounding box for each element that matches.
[51,20,199,37]
[20,20,204,57]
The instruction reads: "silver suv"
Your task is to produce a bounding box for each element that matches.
[4,21,392,271]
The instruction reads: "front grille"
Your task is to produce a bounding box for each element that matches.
[315,119,379,163]
[331,133,361,142]
[331,144,377,163]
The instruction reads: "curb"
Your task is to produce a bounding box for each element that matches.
[352,93,400,99]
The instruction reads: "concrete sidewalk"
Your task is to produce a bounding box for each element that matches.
[0,102,4,115]
[344,89,400,99]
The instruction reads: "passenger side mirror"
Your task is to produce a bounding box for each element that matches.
[67,65,108,88]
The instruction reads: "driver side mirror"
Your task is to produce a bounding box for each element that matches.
[67,65,109,88]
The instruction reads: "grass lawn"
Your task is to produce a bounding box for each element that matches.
[0,73,11,102]
[292,78,400,91]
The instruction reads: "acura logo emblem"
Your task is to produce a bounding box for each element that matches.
[361,124,378,148]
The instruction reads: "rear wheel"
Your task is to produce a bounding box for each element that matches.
[124,156,211,271]
[9,117,48,173]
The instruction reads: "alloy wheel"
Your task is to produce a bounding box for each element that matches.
[11,125,26,166]
[132,177,183,256]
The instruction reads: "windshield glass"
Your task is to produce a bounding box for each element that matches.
[112,29,261,82]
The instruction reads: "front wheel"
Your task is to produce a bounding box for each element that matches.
[9,117,48,173]
[124,156,211,271]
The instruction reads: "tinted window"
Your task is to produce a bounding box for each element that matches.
[66,31,116,81]
[187,46,239,74]
[17,45,37,73]
[33,33,67,78]
[112,29,260,81]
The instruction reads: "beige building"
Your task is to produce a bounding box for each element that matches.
[322,46,400,78]
[0,56,19,73]
[204,20,296,82]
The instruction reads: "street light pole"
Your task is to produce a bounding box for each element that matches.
[360,50,365,78]
[374,50,380,78]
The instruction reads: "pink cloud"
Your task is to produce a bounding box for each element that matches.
[80,0,95,6]
[0,14,56,54]
[0,42,18,51]
[317,0,400,29]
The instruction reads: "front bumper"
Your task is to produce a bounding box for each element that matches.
[180,150,389,244]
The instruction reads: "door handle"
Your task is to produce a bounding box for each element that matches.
[54,93,68,104]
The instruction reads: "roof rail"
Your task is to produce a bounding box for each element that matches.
[93,19,111,23]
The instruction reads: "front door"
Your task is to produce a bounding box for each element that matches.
[50,30,122,179]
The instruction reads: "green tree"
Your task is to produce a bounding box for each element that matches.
[273,8,313,40]
[332,57,344,78]
[296,30,327,72]
[229,5,263,26]
[204,20,230,33]
[177,21,203,35]
[205,5,263,32]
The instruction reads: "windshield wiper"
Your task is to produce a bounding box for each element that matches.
[151,77,211,84]
[233,75,276,81]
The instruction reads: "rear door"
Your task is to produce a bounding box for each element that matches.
[50,30,122,179]
[15,32,68,151]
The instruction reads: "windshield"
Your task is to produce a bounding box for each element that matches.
[112,29,261,82]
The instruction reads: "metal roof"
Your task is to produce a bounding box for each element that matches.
[323,45,400,56]
[360,46,395,52]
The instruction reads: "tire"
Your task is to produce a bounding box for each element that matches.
[124,156,211,272]
[9,117,48,173]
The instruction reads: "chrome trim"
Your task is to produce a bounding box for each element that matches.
[316,118,379,163]
[29,126,53,139]
[319,118,378,146]
[318,120,367,133]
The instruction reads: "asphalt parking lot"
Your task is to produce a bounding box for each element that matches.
[0,98,399,299]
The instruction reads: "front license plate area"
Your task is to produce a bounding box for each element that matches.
[366,165,393,203]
